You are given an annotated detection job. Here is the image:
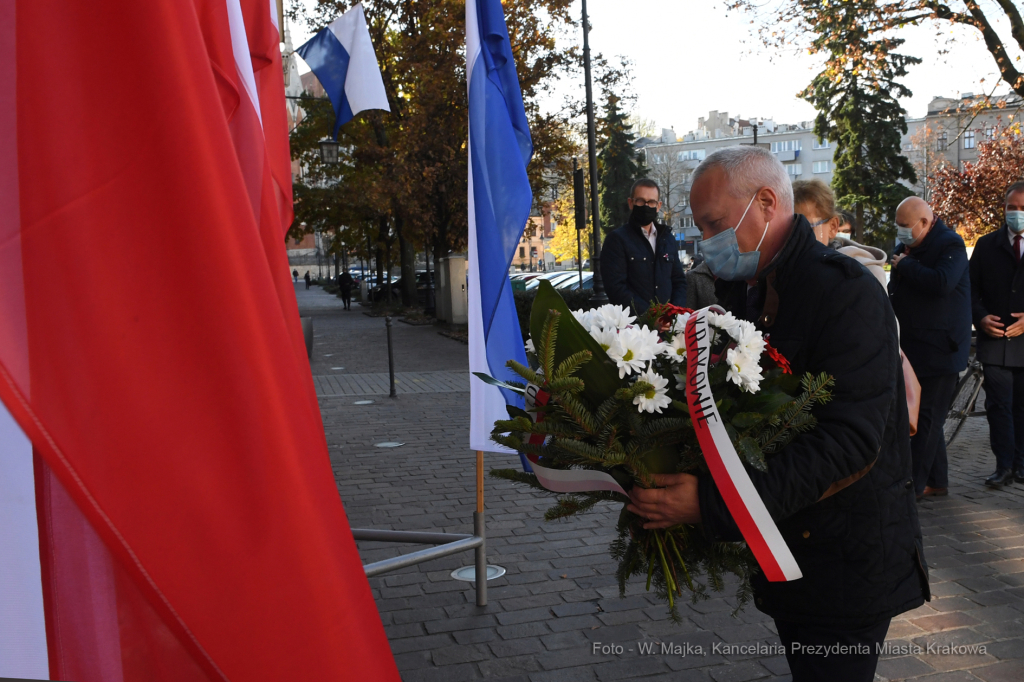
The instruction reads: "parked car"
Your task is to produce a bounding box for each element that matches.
[368,271,435,304]
[524,271,577,291]
[560,271,594,291]
[554,271,591,291]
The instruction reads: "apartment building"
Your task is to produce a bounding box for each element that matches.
[638,112,834,254]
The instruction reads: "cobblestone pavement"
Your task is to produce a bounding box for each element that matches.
[297,284,1024,682]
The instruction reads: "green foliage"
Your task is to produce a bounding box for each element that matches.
[487,285,835,618]
[798,4,917,246]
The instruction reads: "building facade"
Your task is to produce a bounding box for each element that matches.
[639,94,1023,253]
[639,113,834,255]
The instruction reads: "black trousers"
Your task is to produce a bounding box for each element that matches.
[911,373,958,494]
[982,363,1024,472]
[340,288,352,308]
[776,618,891,682]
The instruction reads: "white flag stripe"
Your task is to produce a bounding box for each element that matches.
[327,4,390,117]
[226,0,263,127]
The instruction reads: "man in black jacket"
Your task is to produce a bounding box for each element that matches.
[628,146,927,682]
[969,181,1024,488]
[600,179,687,314]
[888,197,971,500]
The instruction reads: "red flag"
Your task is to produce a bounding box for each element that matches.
[0,1,399,680]
[240,0,295,235]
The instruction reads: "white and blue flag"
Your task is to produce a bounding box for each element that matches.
[466,0,533,464]
[295,3,390,138]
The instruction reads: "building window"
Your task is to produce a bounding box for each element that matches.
[964,130,976,149]
[936,132,948,151]
[519,247,525,258]
[812,138,830,149]
[813,161,830,174]
[786,164,802,177]
[771,140,802,153]
[985,127,995,141]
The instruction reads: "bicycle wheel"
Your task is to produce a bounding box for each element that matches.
[944,365,983,447]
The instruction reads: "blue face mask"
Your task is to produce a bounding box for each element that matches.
[896,226,917,246]
[698,193,768,282]
[1007,211,1024,234]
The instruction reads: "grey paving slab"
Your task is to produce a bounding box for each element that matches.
[299,283,1024,681]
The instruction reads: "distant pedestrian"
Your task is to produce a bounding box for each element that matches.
[304,271,311,290]
[889,197,971,500]
[293,269,298,283]
[337,271,354,310]
[969,181,1024,489]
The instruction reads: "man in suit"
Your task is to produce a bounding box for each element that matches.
[600,179,687,314]
[889,197,971,500]
[969,181,1024,488]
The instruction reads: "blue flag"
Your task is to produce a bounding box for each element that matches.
[295,3,390,138]
[466,0,534,468]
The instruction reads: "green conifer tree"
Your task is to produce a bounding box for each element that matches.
[801,8,918,245]
[596,60,647,234]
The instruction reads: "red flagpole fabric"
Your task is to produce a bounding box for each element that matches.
[241,0,296,235]
[1,1,399,680]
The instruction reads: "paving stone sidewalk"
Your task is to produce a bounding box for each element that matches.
[298,283,1024,682]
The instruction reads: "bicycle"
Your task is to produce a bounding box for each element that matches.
[943,341,985,447]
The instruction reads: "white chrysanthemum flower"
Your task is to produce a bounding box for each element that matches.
[571,308,593,330]
[592,304,636,331]
[726,347,764,393]
[671,312,692,335]
[588,326,621,355]
[525,338,535,353]
[734,321,765,359]
[663,333,687,364]
[633,364,671,414]
[675,373,687,391]
[707,309,743,339]
[607,325,660,378]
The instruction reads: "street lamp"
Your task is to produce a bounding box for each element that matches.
[581,0,607,304]
[319,139,340,164]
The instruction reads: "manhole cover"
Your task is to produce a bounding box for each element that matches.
[451,565,506,582]
[354,400,375,405]
[374,442,404,448]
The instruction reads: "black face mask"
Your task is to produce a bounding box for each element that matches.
[630,204,658,227]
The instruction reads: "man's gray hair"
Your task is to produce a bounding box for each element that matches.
[691,145,794,213]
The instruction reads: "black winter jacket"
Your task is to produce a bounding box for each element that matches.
[970,224,1024,367]
[601,221,686,314]
[888,218,971,378]
[702,216,929,627]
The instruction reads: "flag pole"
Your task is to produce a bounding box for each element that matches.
[474,450,487,605]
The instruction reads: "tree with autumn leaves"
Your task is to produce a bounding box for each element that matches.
[289,0,577,306]
[798,3,918,244]
[729,1,1024,100]
[931,121,1024,245]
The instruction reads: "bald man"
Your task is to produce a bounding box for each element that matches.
[888,196,971,500]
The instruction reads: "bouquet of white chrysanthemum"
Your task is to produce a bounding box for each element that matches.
[477,281,834,619]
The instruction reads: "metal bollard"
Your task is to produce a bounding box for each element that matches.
[385,316,397,398]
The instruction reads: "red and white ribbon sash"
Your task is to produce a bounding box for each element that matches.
[684,308,802,582]
[523,382,629,496]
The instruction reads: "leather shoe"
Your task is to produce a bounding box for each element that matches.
[985,469,1014,488]
[1015,469,1024,484]
[922,486,948,497]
